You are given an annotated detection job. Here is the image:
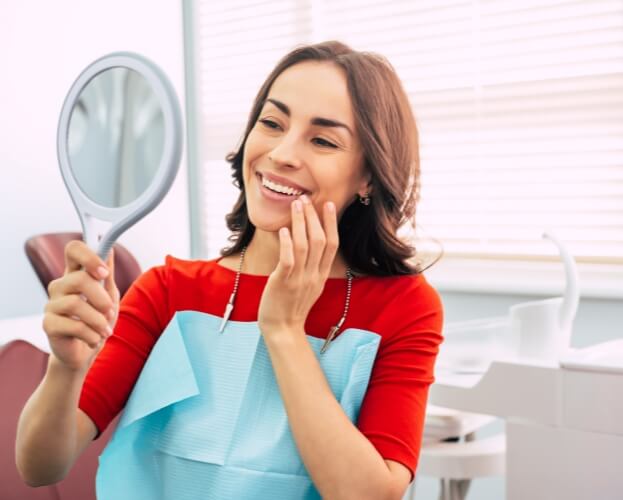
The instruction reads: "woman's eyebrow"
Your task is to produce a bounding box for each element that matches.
[264,98,353,137]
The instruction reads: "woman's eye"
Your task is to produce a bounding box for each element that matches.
[312,137,338,148]
[258,118,280,130]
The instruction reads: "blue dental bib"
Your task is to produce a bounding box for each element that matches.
[96,311,380,499]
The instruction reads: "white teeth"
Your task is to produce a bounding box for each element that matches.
[261,175,304,196]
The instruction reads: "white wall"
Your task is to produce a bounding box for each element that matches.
[0,2,190,319]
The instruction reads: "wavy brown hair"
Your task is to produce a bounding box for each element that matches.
[221,41,425,276]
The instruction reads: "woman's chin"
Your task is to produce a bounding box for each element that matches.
[248,214,291,234]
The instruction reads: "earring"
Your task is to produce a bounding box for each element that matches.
[358,192,371,205]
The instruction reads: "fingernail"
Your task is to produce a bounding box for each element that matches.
[299,194,309,204]
[105,325,113,336]
[97,266,109,279]
[107,308,115,320]
[327,201,335,213]
[293,200,303,212]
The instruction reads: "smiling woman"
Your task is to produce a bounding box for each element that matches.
[239,61,370,268]
[223,42,422,278]
[17,41,442,500]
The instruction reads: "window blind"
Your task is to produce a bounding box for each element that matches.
[191,0,623,265]
[193,0,313,258]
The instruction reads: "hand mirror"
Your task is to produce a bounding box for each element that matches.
[57,52,183,261]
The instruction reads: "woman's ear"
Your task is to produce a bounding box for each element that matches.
[356,167,373,197]
[357,178,373,198]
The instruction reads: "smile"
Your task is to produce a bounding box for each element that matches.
[256,172,310,197]
[262,177,304,196]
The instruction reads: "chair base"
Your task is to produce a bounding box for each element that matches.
[409,432,506,500]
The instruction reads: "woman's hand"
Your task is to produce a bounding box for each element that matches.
[42,240,120,373]
[258,195,339,338]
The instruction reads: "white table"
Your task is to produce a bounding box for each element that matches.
[430,346,623,500]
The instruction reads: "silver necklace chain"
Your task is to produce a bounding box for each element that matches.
[219,246,353,354]
[218,246,247,334]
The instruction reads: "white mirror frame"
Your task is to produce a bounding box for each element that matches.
[57,51,183,260]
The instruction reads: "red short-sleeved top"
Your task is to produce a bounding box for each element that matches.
[79,255,443,477]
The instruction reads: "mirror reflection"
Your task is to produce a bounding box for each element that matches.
[67,67,164,208]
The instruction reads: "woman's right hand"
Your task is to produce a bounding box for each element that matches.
[43,240,120,372]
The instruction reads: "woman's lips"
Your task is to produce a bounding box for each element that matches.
[255,172,309,205]
[257,172,310,194]
[256,173,307,204]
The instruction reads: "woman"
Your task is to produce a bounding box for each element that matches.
[17,41,443,499]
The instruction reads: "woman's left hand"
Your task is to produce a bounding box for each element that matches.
[258,195,339,339]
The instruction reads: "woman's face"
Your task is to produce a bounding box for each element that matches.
[242,61,369,233]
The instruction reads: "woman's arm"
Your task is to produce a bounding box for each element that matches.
[16,241,117,486]
[257,197,415,498]
[264,331,410,500]
[16,355,98,486]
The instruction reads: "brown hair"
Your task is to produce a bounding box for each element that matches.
[221,40,424,276]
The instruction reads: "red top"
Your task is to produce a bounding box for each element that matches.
[79,255,443,477]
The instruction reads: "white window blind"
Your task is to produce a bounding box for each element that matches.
[190,0,623,279]
[193,0,313,258]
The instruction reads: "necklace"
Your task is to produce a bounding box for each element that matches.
[219,246,353,354]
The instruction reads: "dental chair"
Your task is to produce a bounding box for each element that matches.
[0,232,141,499]
[0,339,120,500]
[24,232,141,298]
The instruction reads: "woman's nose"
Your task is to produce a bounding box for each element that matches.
[268,134,304,169]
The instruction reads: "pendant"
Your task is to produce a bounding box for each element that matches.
[320,325,340,354]
[219,302,234,333]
